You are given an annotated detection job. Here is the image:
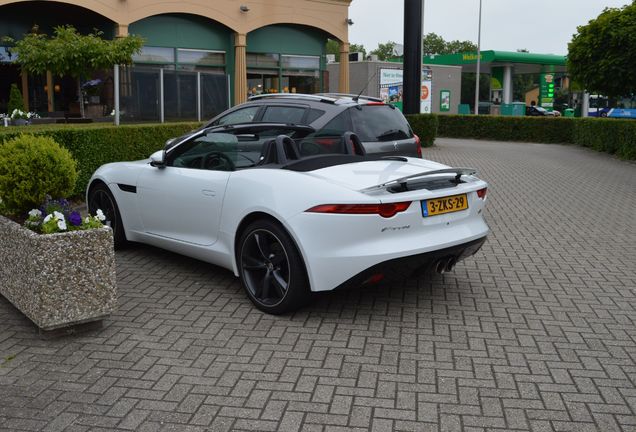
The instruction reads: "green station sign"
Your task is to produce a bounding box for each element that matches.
[539,73,555,109]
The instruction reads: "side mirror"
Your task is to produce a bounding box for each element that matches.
[149,150,166,168]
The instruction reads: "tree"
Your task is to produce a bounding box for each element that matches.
[7,83,25,114]
[422,33,476,56]
[325,40,366,62]
[422,33,447,56]
[370,41,398,61]
[7,25,144,117]
[568,1,636,97]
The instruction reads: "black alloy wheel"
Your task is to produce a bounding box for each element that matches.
[238,220,309,314]
[88,183,127,248]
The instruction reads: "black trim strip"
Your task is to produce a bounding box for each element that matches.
[333,236,487,290]
[117,183,137,194]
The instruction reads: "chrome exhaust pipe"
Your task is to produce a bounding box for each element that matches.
[435,259,448,274]
[445,258,457,273]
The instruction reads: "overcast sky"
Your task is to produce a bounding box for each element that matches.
[348,0,629,55]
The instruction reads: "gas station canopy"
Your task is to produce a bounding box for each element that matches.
[424,50,567,75]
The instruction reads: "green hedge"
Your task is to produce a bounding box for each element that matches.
[405,114,438,147]
[0,123,200,195]
[436,115,576,144]
[406,114,636,160]
[573,118,636,159]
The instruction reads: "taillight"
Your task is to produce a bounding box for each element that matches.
[414,134,422,158]
[307,202,412,218]
[476,188,488,199]
[365,102,386,106]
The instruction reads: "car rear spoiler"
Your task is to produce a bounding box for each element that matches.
[359,168,477,193]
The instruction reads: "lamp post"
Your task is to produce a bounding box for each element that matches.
[403,0,424,115]
[474,0,483,115]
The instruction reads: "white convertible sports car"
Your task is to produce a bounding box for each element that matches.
[87,123,489,314]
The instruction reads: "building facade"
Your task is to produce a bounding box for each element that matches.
[0,0,352,122]
[328,60,463,115]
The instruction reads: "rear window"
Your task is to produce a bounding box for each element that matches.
[350,105,412,142]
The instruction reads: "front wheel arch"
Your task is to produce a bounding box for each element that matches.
[87,180,128,249]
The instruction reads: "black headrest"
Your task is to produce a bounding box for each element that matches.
[342,131,366,156]
[259,135,301,165]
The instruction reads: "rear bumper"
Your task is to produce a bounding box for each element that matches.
[334,236,487,291]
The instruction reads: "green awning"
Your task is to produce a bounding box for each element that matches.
[422,50,567,74]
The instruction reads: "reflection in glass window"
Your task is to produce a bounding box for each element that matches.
[281,55,320,69]
[215,106,260,125]
[282,72,320,94]
[246,53,280,68]
[177,49,225,66]
[0,46,16,63]
[133,46,175,64]
[261,106,306,124]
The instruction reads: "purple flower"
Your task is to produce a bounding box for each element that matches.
[69,211,82,227]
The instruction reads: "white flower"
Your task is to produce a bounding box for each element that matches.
[57,219,67,231]
[96,209,106,221]
[53,211,65,220]
[85,216,90,224]
[43,214,53,223]
[28,209,42,218]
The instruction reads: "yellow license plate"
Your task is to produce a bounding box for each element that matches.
[422,194,468,217]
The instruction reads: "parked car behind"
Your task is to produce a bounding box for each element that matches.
[526,105,560,117]
[201,93,422,158]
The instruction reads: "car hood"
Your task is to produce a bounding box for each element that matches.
[304,158,450,191]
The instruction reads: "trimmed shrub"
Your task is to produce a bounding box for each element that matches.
[406,113,636,160]
[0,135,77,214]
[7,84,25,114]
[574,118,636,159]
[405,114,438,147]
[437,115,576,144]
[0,122,200,195]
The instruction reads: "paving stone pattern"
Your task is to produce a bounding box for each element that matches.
[1,138,635,432]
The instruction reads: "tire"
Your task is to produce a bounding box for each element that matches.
[237,219,310,314]
[88,182,127,249]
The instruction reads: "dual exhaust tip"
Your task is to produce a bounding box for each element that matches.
[435,257,457,274]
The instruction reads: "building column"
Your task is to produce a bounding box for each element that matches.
[21,71,29,112]
[338,42,350,94]
[46,71,54,112]
[502,65,513,104]
[234,33,248,105]
[115,24,129,38]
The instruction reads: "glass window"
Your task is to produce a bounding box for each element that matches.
[201,73,229,120]
[0,46,15,63]
[306,109,326,124]
[261,106,306,124]
[170,133,239,170]
[247,53,280,68]
[215,106,260,126]
[133,46,175,64]
[178,49,225,66]
[281,55,320,69]
[247,71,280,96]
[318,111,351,137]
[281,74,320,94]
[349,106,412,142]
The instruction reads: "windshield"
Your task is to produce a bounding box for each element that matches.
[350,105,413,142]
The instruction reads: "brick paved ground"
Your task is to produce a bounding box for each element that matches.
[1,138,635,432]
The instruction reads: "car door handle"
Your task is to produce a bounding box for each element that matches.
[202,189,216,197]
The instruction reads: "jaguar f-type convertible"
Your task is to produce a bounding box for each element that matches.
[87,123,489,314]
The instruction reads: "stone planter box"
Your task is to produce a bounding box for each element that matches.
[0,215,117,331]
